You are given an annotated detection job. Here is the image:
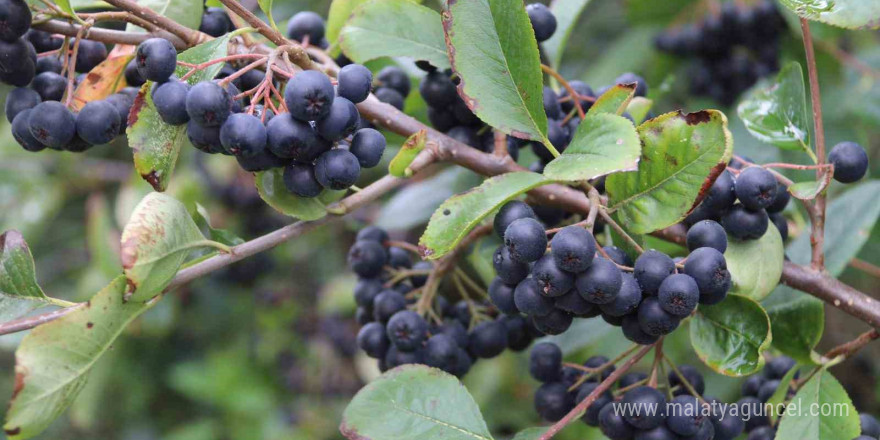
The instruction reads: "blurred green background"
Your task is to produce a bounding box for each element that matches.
[0,0,878,439]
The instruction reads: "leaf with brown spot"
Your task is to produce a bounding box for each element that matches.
[70,47,134,112]
[588,83,636,116]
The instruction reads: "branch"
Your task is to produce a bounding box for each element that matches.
[32,20,188,49]
[216,0,316,71]
[101,0,204,46]
[800,18,828,270]
[823,329,879,360]
[780,262,880,328]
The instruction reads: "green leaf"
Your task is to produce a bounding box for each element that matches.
[789,178,830,200]
[764,286,824,365]
[340,365,493,440]
[389,129,427,177]
[376,168,483,231]
[767,366,800,424]
[786,180,880,276]
[419,171,550,259]
[737,62,812,153]
[53,0,77,20]
[725,225,785,301]
[511,427,548,440]
[543,113,641,182]
[778,0,880,29]
[125,0,203,33]
[121,193,212,302]
[193,204,244,247]
[254,168,345,220]
[775,370,860,439]
[542,0,593,68]
[443,0,548,143]
[327,0,369,56]
[588,84,636,116]
[606,110,733,234]
[689,294,772,376]
[626,96,653,124]
[4,276,154,440]
[0,230,54,322]
[128,35,231,191]
[339,0,450,69]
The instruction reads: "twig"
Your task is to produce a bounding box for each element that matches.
[800,18,827,270]
[541,64,585,119]
[850,258,880,279]
[599,209,645,254]
[102,0,203,46]
[216,0,316,71]
[823,329,880,361]
[32,20,189,49]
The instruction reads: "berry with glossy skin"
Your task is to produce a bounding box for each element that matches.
[860,413,880,438]
[756,379,780,403]
[357,322,389,358]
[372,290,407,323]
[424,334,458,370]
[31,71,66,101]
[419,70,457,108]
[504,217,547,263]
[722,204,769,240]
[220,113,267,158]
[623,314,659,344]
[622,386,667,429]
[542,86,562,119]
[658,273,699,317]
[376,66,411,97]
[494,201,537,238]
[575,258,623,305]
[330,63,371,104]
[748,426,775,440]
[75,100,121,145]
[599,273,642,317]
[514,278,555,317]
[152,80,190,125]
[386,310,428,351]
[766,182,790,213]
[488,277,518,315]
[187,120,223,154]
[526,3,557,42]
[5,87,40,123]
[576,382,612,426]
[735,166,778,210]
[493,245,529,285]
[638,297,680,336]
[828,141,868,183]
[529,342,562,382]
[235,148,288,172]
[532,254,575,297]
[124,58,146,87]
[668,364,705,396]
[73,39,107,73]
[742,375,765,397]
[356,226,388,244]
[684,247,731,305]
[350,128,386,168]
[711,405,745,440]
[286,70,335,121]
[599,402,635,440]
[28,101,75,149]
[314,148,361,190]
[384,345,424,369]
[687,220,728,253]
[316,96,359,141]
[374,87,404,110]
[738,396,770,431]
[282,163,323,198]
[286,11,325,43]
[354,277,382,312]
[35,57,62,75]
[702,169,737,212]
[0,0,31,42]
[105,93,132,133]
[666,395,702,436]
[387,247,412,270]
[560,80,594,113]
[266,113,330,162]
[532,308,573,335]
[469,320,508,358]
[763,355,796,380]
[186,81,232,127]
[199,7,231,38]
[554,289,597,317]
[26,29,62,53]
[616,72,648,97]
[550,226,596,273]
[348,240,387,278]
[136,38,177,82]
[12,109,45,152]
[603,246,634,267]
[534,382,573,422]
[502,314,532,351]
[634,250,675,296]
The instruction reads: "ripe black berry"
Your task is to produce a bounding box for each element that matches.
[31,71,67,101]
[354,277,382,312]
[372,289,407,323]
[603,246,634,267]
[0,0,31,43]
[560,80,594,113]
[554,289,598,317]
[683,247,731,305]
[236,148,288,172]
[356,226,388,244]
[374,87,405,110]
[73,39,108,73]
[702,169,737,213]
[622,314,659,345]
[384,345,424,369]
[314,148,361,190]
[386,310,428,351]
[502,314,533,351]
[350,128,386,168]
[504,217,547,263]
[283,163,323,198]
[105,93,133,133]
[622,386,667,429]
[666,395,702,436]
[615,72,648,97]
[347,239,387,278]
[757,379,780,403]
[575,382,612,426]
[186,81,233,127]
[488,277,518,315]
[333,64,372,104]
[315,96,359,141]
[658,273,699,317]
[532,308,573,335]
[575,257,623,305]
[763,355,795,380]
[286,11,325,43]
[187,120,224,154]
[468,320,508,358]
[543,87,562,119]
[220,113,267,158]
[376,66,411,97]
[766,182,790,213]
[735,166,778,210]
[266,113,330,161]
[286,70,335,121]
[28,101,75,149]
[136,38,177,82]
[494,202,537,240]
[36,57,62,75]
[534,382,573,422]
[668,364,705,396]
[637,297,680,336]
[529,342,562,382]
[532,254,575,297]
[599,402,635,440]
[152,80,191,125]
[419,70,457,108]
[26,29,62,53]
[526,3,557,42]
[599,272,642,316]
[199,7,231,37]
[12,109,45,152]
[514,278,555,316]
[722,204,768,240]
[357,322,389,358]
[424,334,458,370]
[75,100,121,145]
[634,250,675,296]
[5,87,40,123]
[687,219,728,253]
[550,226,596,273]
[828,141,868,183]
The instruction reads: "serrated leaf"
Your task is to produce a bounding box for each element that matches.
[124,0,203,33]
[689,294,772,376]
[4,276,154,440]
[767,366,800,424]
[778,0,880,29]
[254,168,346,221]
[121,193,211,302]
[389,129,427,177]
[71,51,134,111]
[588,83,636,116]
[419,171,550,259]
[543,113,640,181]
[0,231,53,322]
[764,286,824,365]
[626,96,653,124]
[128,35,231,191]
[542,0,593,68]
[606,110,733,234]
[737,62,811,153]
[789,178,830,200]
[725,225,785,301]
[787,180,880,276]
[340,0,449,69]
[443,0,548,142]
[340,365,493,440]
[775,370,860,439]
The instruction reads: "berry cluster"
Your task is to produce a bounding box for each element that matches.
[490,200,731,345]
[654,0,785,106]
[348,227,540,377]
[529,342,746,439]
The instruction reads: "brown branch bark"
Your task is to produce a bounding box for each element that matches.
[801,18,828,271]
[823,329,880,360]
[33,20,188,49]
